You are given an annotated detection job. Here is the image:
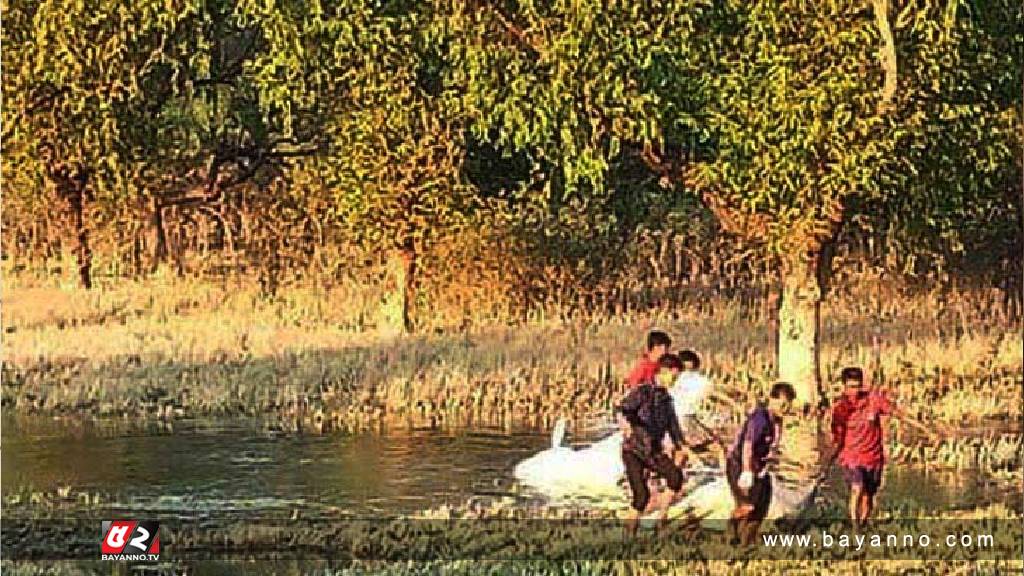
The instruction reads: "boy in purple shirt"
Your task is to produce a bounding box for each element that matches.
[725,382,796,545]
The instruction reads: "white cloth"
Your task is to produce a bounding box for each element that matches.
[515,374,716,497]
[513,377,817,522]
[513,430,625,496]
[680,475,817,522]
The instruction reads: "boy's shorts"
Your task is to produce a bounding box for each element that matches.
[725,456,771,522]
[842,465,884,496]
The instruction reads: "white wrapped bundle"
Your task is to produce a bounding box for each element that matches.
[513,421,625,496]
[674,475,815,521]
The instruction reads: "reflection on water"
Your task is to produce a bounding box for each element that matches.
[0,416,1009,517]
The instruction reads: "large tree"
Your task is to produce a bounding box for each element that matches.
[443,0,1021,467]
[265,1,482,333]
[2,0,326,281]
[2,0,196,287]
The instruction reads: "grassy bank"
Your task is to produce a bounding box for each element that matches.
[3,484,1022,573]
[2,274,1021,434]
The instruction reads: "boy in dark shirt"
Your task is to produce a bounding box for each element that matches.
[616,364,686,535]
[726,382,796,545]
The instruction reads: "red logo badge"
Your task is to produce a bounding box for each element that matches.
[101,521,160,560]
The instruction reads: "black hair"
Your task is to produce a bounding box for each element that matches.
[646,330,672,351]
[659,353,683,371]
[678,349,700,370]
[841,366,864,383]
[770,382,797,402]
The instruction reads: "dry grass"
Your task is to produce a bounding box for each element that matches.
[1,272,1020,434]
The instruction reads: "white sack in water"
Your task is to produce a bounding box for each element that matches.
[514,374,712,498]
[513,422,625,497]
[676,475,816,522]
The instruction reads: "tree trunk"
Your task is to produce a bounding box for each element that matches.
[777,251,823,408]
[871,0,898,113]
[382,245,416,334]
[148,196,168,272]
[774,249,828,496]
[67,185,93,290]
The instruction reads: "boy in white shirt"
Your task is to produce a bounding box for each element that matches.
[671,350,711,428]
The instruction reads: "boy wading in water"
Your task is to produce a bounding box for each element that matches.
[827,366,936,528]
[625,331,672,388]
[616,355,686,536]
[726,382,796,545]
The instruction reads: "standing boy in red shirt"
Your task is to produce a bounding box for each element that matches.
[828,366,935,528]
[625,331,672,388]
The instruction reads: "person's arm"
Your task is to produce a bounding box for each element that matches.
[666,402,685,452]
[829,405,847,463]
[742,439,756,473]
[687,414,728,463]
[764,417,783,468]
[616,387,644,437]
[889,408,939,441]
[876,391,941,441]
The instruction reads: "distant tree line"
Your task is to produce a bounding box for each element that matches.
[4,0,1021,400]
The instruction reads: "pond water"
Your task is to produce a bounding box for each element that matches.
[0,415,1010,518]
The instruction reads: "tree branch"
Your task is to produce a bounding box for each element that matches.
[484,2,545,58]
[872,0,898,113]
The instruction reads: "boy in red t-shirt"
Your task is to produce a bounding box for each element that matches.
[827,366,936,527]
[625,330,672,388]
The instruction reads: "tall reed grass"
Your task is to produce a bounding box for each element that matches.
[2,272,1019,436]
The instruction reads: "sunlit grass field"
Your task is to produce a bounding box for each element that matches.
[3,271,1020,431]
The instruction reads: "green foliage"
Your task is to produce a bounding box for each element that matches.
[1,0,1020,301]
[262,2,481,257]
[2,0,194,200]
[871,0,1022,272]
[447,0,1021,262]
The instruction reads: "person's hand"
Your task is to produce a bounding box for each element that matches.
[737,470,754,490]
[673,448,687,467]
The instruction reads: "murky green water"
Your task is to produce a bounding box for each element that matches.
[1,416,552,516]
[0,415,1009,517]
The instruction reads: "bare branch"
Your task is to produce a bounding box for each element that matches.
[872,0,898,113]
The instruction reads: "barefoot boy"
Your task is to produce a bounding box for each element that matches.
[616,367,686,535]
[726,382,796,545]
[827,366,937,528]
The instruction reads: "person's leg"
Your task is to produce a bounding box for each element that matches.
[850,486,864,527]
[740,473,771,546]
[854,467,875,525]
[622,450,650,536]
[651,453,685,529]
[861,467,883,525]
[725,457,743,544]
[739,518,762,546]
[843,466,865,528]
[858,492,872,524]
